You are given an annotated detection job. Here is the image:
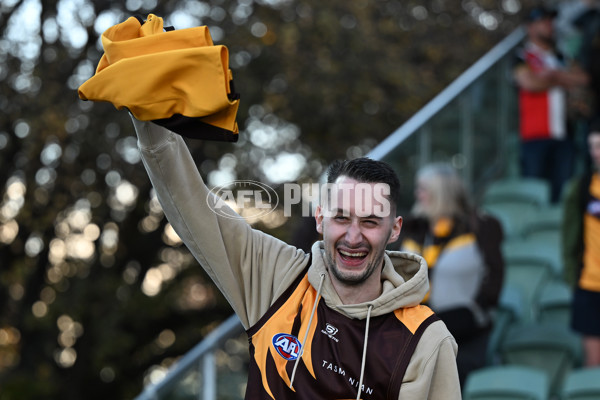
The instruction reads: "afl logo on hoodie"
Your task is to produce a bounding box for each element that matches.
[272,333,302,361]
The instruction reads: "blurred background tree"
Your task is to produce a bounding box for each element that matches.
[0,0,538,398]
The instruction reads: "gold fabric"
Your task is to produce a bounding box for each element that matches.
[78,14,239,140]
[580,173,600,291]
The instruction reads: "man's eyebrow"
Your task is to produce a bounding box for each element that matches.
[329,209,385,219]
[331,208,349,215]
[362,215,384,220]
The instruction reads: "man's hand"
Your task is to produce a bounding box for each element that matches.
[514,64,590,92]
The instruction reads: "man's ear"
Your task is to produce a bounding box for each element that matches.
[315,205,324,234]
[387,216,403,244]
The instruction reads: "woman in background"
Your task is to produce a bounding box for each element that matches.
[398,163,504,387]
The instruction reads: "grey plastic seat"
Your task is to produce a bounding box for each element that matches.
[483,178,551,208]
[484,202,539,240]
[502,258,552,323]
[534,278,572,326]
[499,323,583,397]
[486,283,524,365]
[561,367,600,400]
[520,205,563,241]
[463,365,549,400]
[502,239,562,278]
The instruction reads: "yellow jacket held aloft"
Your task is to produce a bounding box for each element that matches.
[78,14,240,142]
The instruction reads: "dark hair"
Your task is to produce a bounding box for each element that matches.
[326,157,401,210]
[525,6,557,23]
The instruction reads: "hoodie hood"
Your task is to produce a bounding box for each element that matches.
[307,241,429,319]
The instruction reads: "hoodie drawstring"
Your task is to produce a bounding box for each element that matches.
[356,304,373,400]
[289,272,325,390]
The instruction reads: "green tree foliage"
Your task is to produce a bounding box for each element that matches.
[0,0,537,398]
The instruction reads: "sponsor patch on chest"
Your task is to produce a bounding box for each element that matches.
[321,322,339,342]
[272,333,302,361]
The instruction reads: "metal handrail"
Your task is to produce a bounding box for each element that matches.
[367,26,525,161]
[134,314,244,400]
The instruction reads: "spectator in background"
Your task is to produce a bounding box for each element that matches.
[514,6,589,203]
[568,0,600,171]
[563,118,600,367]
[571,0,600,119]
[396,163,504,387]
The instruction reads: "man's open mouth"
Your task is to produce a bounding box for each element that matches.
[338,249,368,262]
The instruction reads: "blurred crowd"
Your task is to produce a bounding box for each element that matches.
[514,0,600,372]
[395,1,600,389]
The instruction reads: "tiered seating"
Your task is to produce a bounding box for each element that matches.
[463,365,549,400]
[486,283,523,366]
[520,205,563,245]
[561,367,600,400]
[482,177,552,239]
[483,179,563,328]
[535,278,573,326]
[484,202,539,238]
[482,178,551,209]
[498,323,583,396]
[473,177,584,399]
[500,240,562,323]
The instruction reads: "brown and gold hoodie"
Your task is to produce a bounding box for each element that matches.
[131,118,461,399]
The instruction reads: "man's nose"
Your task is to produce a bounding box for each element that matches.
[345,221,363,245]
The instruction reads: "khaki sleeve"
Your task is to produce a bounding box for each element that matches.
[399,320,462,399]
[132,117,309,328]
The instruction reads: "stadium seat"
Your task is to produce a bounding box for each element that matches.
[534,278,572,326]
[519,206,563,276]
[484,202,538,239]
[499,323,583,397]
[482,178,551,208]
[502,258,552,323]
[486,283,523,365]
[502,239,562,278]
[520,205,563,240]
[561,367,600,400]
[463,365,549,400]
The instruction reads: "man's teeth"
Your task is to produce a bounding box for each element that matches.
[339,250,367,257]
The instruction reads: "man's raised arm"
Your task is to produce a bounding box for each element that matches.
[131,117,309,328]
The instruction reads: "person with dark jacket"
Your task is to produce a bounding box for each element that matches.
[513,6,589,203]
[397,163,504,387]
[130,119,462,399]
[563,118,600,366]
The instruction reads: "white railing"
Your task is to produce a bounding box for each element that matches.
[134,314,244,400]
[367,27,525,161]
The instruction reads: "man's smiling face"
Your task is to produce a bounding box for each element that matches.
[315,176,402,290]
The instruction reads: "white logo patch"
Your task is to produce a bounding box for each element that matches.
[321,323,339,342]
